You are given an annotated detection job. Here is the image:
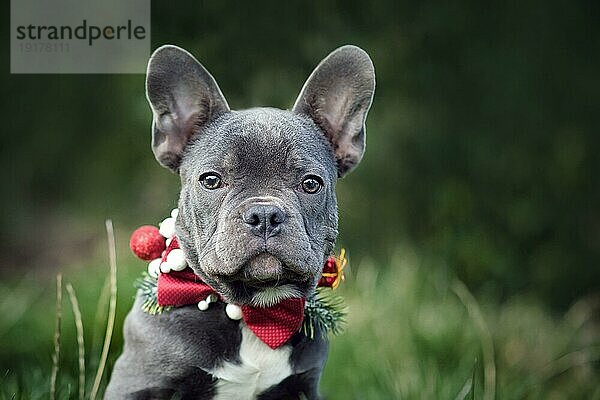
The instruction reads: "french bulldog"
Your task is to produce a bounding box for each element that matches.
[105,44,375,400]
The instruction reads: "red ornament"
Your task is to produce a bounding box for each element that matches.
[318,250,347,289]
[319,275,337,287]
[130,225,166,261]
[318,257,338,287]
[323,257,337,273]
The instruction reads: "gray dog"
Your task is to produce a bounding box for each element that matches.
[105,44,375,399]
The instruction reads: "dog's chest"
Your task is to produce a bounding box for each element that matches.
[209,324,293,399]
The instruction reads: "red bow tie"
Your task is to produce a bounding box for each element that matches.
[156,238,305,349]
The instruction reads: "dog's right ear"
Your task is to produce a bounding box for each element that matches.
[146,45,230,171]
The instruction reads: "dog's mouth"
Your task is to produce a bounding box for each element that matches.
[244,278,298,289]
[213,252,309,306]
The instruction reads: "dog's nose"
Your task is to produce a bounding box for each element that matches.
[242,204,286,238]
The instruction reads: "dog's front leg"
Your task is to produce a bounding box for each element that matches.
[105,298,240,399]
[256,368,324,400]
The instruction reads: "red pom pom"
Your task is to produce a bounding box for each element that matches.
[130,225,166,261]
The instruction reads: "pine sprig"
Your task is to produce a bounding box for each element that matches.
[134,272,170,315]
[303,287,347,339]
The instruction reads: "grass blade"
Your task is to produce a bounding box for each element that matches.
[452,280,496,400]
[66,283,85,400]
[91,277,110,364]
[90,220,118,400]
[50,274,62,400]
[516,345,600,399]
[454,376,473,400]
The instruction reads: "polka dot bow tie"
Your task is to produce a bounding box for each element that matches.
[157,238,305,349]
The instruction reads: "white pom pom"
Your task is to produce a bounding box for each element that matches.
[171,208,179,219]
[225,304,242,320]
[147,258,161,278]
[159,217,176,238]
[166,248,187,271]
[160,262,171,274]
[197,300,209,311]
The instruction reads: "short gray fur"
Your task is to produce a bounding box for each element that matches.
[105,44,375,399]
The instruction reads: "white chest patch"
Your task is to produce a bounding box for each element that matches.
[210,324,293,400]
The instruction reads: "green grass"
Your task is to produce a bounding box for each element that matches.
[0,245,598,399]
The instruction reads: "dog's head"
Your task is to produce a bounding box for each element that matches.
[145,45,375,306]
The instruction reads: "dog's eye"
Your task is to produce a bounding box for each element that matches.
[199,173,223,190]
[301,176,323,194]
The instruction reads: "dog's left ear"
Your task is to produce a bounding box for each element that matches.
[146,45,230,172]
[293,45,375,177]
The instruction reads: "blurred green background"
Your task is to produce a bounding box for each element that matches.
[1,1,599,399]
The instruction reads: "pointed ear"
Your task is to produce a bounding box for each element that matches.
[146,45,230,171]
[293,45,375,177]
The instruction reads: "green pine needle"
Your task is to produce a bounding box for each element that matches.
[134,272,170,315]
[303,287,347,339]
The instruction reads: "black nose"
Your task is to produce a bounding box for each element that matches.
[242,204,286,238]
